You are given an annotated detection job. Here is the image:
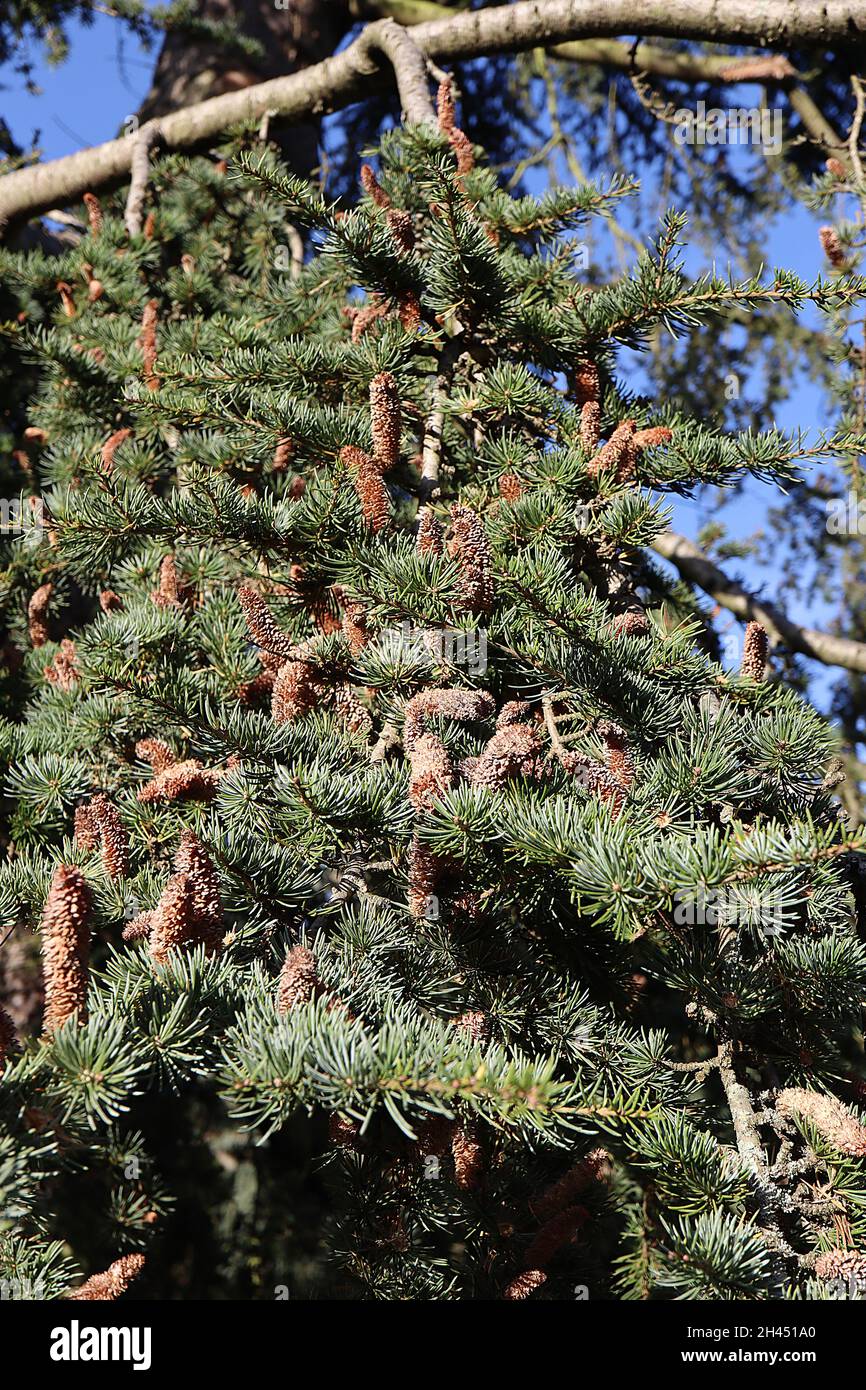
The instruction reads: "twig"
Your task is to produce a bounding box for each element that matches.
[371,721,401,763]
[717,1041,767,1176]
[420,334,463,502]
[850,74,866,186]
[124,120,161,237]
[542,695,568,757]
[285,223,305,279]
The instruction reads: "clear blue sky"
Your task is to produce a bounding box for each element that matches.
[0,13,846,711]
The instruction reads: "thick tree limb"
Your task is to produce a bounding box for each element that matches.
[654,528,866,674]
[549,38,846,158]
[550,39,797,82]
[369,17,436,123]
[2,0,864,229]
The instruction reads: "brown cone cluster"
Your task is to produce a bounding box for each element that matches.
[341,369,404,528]
[409,732,455,811]
[333,684,373,736]
[360,165,416,259]
[502,1268,548,1300]
[398,291,421,333]
[277,943,320,1013]
[451,1119,484,1191]
[403,687,495,752]
[587,419,672,484]
[437,78,475,175]
[819,225,847,267]
[814,1248,866,1284]
[453,1009,490,1044]
[403,688,496,918]
[139,298,159,389]
[370,372,402,469]
[341,444,391,533]
[571,359,599,406]
[146,837,224,968]
[580,400,600,454]
[586,418,636,480]
[122,912,153,944]
[470,706,547,789]
[272,437,294,472]
[74,794,129,879]
[407,837,442,920]
[594,721,634,817]
[68,1253,145,1301]
[329,1112,362,1149]
[557,719,635,814]
[137,756,223,804]
[360,163,390,209]
[342,600,369,656]
[503,1147,610,1299]
[82,191,103,235]
[271,645,327,724]
[498,471,523,502]
[530,1148,612,1222]
[289,566,340,635]
[416,507,444,556]
[150,553,183,608]
[28,582,52,647]
[148,874,195,966]
[524,1204,590,1268]
[350,297,388,343]
[633,425,673,451]
[610,609,650,638]
[739,621,768,682]
[238,585,367,730]
[776,1088,866,1157]
[238,585,297,661]
[386,208,415,255]
[135,737,175,775]
[174,829,224,952]
[41,865,93,1033]
[448,504,493,615]
[45,638,78,690]
[100,427,132,473]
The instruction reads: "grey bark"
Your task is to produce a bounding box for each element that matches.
[654,528,866,674]
[2,0,864,227]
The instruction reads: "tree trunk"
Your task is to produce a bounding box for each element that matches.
[138,0,353,173]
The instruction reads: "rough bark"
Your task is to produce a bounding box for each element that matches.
[138,0,352,175]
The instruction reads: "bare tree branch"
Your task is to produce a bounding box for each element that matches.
[124,120,162,237]
[653,528,866,675]
[2,0,864,229]
[550,39,797,83]
[369,16,436,123]
[548,38,847,159]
